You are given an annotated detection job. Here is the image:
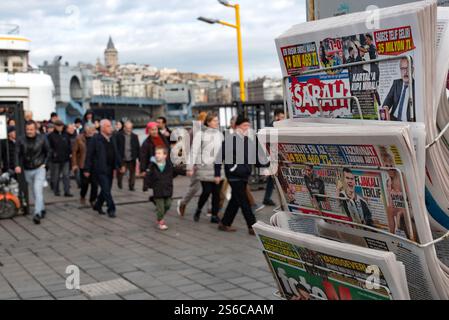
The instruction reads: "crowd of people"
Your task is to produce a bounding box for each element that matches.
[2,108,285,236]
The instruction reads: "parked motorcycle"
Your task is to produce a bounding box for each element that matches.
[0,171,21,219]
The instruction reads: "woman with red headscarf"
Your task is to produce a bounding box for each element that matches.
[140,122,170,191]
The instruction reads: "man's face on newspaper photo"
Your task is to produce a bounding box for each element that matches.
[343,171,356,193]
[400,59,410,84]
[305,166,314,179]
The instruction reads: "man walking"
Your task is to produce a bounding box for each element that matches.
[116,121,140,191]
[215,115,268,235]
[15,121,50,224]
[72,123,98,207]
[84,119,124,218]
[48,120,73,197]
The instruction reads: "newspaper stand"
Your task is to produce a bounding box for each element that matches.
[264,54,449,300]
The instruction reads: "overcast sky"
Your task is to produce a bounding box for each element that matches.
[0,0,306,80]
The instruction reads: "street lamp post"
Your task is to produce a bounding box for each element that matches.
[198,0,246,102]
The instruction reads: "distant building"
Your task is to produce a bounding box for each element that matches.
[247,77,283,102]
[40,57,92,123]
[104,36,118,74]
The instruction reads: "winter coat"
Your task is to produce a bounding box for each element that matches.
[139,134,170,172]
[15,134,50,170]
[116,131,140,162]
[145,158,178,198]
[47,131,72,163]
[191,126,224,182]
[84,133,121,175]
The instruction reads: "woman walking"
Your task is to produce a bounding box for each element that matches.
[190,113,224,224]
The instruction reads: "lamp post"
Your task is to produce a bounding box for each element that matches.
[198,0,246,102]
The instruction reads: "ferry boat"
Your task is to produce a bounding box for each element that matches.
[0,24,55,121]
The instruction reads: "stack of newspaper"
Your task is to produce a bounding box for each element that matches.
[255,0,449,300]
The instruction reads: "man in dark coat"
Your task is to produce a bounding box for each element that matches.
[383,57,416,122]
[214,115,269,235]
[84,119,125,218]
[47,120,72,197]
[116,121,140,191]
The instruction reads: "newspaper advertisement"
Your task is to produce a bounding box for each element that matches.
[275,142,416,242]
[277,8,425,122]
[255,222,409,300]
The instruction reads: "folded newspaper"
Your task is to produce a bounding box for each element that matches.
[274,1,449,231]
[254,222,410,300]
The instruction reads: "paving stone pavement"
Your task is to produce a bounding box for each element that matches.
[0,176,280,300]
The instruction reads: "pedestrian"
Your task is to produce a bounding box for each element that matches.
[24,111,33,122]
[82,110,94,128]
[48,120,73,197]
[46,123,55,135]
[66,123,80,188]
[177,112,207,217]
[15,121,50,224]
[72,123,98,207]
[74,118,83,134]
[114,120,124,133]
[224,115,265,213]
[145,146,178,230]
[215,115,268,235]
[157,116,172,139]
[1,126,16,173]
[140,122,170,192]
[263,108,285,207]
[190,112,223,224]
[49,112,59,124]
[84,119,125,218]
[116,121,140,191]
[94,119,101,131]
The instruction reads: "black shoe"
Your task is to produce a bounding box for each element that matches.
[41,210,46,219]
[94,206,106,215]
[54,192,61,197]
[64,193,74,198]
[149,196,155,205]
[33,215,41,225]
[194,211,201,222]
[129,187,135,191]
[263,199,276,206]
[108,211,116,218]
[210,216,220,224]
[117,184,123,190]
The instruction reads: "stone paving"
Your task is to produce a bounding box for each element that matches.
[0,176,279,300]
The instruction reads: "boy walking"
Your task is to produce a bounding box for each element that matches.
[145,146,176,230]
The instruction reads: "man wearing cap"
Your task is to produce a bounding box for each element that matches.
[48,120,73,197]
[214,115,269,235]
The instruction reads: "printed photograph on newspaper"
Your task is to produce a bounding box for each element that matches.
[259,235,393,300]
[276,142,418,242]
[282,27,417,122]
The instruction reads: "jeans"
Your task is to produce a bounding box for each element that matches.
[95,172,115,213]
[51,161,70,195]
[80,168,98,203]
[154,197,172,221]
[222,180,256,228]
[197,181,222,216]
[24,167,46,216]
[263,176,275,202]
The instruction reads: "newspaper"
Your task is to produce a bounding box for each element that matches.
[276,2,435,122]
[258,124,449,299]
[254,222,410,300]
